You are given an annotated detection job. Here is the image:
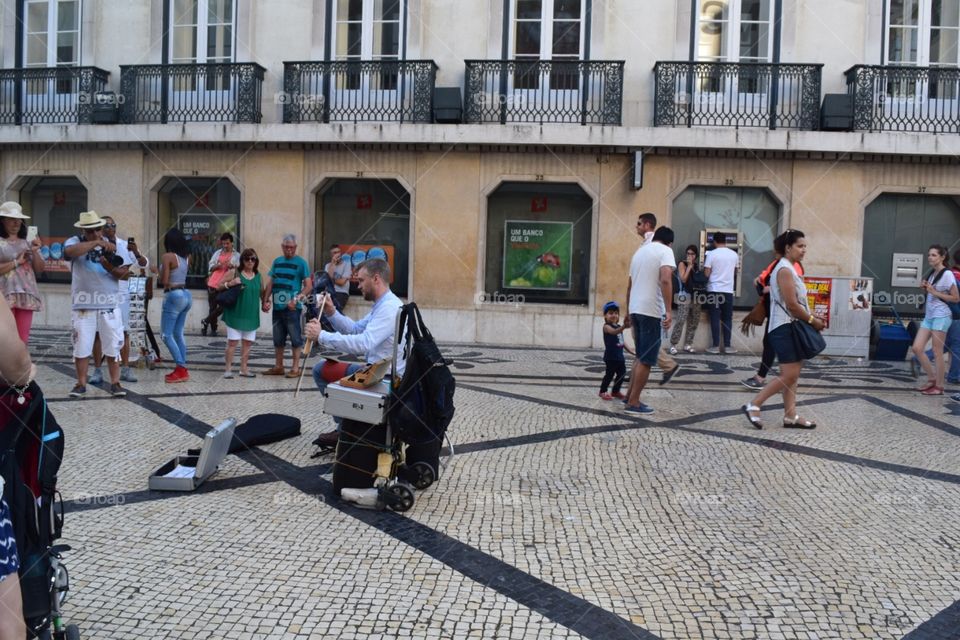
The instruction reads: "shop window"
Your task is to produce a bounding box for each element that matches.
[316,179,410,298]
[19,176,87,283]
[862,193,960,315]
[671,186,780,308]
[157,177,240,289]
[484,182,592,305]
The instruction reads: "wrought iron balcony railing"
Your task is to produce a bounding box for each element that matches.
[0,66,110,125]
[654,61,822,130]
[282,60,437,123]
[119,63,265,124]
[463,60,624,125]
[845,65,960,133]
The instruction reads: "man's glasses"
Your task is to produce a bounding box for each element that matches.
[104,223,116,229]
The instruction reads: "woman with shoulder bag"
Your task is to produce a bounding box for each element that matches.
[221,248,270,378]
[911,244,960,396]
[742,229,825,430]
[668,245,701,354]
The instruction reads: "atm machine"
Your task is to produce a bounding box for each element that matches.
[700,228,743,297]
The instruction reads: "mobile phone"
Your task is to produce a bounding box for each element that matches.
[26,226,38,243]
[128,237,135,244]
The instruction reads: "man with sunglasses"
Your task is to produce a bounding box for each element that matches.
[87,216,146,385]
[63,211,129,398]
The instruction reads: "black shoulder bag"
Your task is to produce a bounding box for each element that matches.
[775,298,826,360]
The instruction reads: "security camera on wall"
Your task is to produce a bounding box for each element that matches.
[631,150,643,190]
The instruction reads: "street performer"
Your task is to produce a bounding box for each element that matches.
[304,258,402,449]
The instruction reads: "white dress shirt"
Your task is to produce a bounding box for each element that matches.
[320,289,404,373]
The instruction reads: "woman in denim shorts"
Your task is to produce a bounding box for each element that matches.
[912,245,959,396]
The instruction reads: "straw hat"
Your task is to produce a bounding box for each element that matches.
[74,210,106,229]
[0,201,29,220]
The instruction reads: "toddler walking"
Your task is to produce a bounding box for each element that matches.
[599,301,633,400]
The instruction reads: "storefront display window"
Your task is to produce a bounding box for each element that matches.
[316,179,410,298]
[19,176,88,283]
[485,182,592,305]
[157,177,240,289]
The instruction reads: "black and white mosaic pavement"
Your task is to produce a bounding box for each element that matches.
[16,327,960,639]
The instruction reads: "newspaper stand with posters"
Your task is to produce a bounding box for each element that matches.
[803,275,873,358]
[127,275,148,363]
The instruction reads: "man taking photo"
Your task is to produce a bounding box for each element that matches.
[63,211,128,398]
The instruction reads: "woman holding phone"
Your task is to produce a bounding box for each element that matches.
[0,202,44,343]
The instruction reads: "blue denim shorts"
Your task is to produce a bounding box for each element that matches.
[631,314,662,366]
[272,309,304,348]
[921,316,953,332]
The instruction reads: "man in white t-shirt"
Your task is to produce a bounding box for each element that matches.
[623,226,676,414]
[703,231,739,354]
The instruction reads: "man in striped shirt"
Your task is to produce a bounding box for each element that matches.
[263,234,312,377]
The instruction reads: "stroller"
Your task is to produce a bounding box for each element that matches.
[325,302,456,512]
[0,382,80,640]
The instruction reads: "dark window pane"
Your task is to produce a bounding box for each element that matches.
[377,0,401,21]
[552,21,580,55]
[554,0,580,19]
[517,0,542,20]
[516,21,541,55]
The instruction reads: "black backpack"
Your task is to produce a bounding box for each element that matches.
[387,303,455,445]
[926,268,960,320]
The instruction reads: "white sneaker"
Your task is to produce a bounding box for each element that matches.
[705,347,720,355]
[120,367,138,383]
[668,346,678,355]
[725,348,738,354]
[88,368,104,385]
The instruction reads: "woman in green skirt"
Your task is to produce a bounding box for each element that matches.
[220,248,270,378]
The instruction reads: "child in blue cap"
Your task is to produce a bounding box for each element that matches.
[599,301,633,399]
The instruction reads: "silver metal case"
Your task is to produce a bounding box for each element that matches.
[148,419,237,491]
[323,380,390,424]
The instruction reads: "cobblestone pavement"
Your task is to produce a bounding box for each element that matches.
[19,327,960,639]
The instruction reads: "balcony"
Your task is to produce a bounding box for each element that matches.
[653,61,822,130]
[119,63,265,124]
[463,60,624,125]
[282,60,437,123]
[845,65,960,133]
[0,67,110,125]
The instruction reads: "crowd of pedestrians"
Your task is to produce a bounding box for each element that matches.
[602,212,960,419]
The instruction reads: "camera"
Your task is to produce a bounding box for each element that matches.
[86,246,124,268]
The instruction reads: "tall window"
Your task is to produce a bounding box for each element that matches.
[24,0,80,68]
[512,0,584,89]
[886,0,959,98]
[887,0,959,66]
[697,0,772,64]
[332,0,404,89]
[170,0,235,91]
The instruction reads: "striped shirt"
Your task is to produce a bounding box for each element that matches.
[269,255,310,310]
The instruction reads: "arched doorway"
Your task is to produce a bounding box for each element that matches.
[672,186,781,307]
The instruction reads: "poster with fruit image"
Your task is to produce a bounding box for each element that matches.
[502,220,573,290]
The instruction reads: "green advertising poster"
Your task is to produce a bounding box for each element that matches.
[502,220,573,290]
[178,213,238,283]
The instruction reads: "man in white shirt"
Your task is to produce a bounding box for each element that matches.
[703,231,739,354]
[305,258,402,447]
[87,215,146,385]
[624,226,676,414]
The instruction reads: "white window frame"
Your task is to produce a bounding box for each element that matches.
[885,0,960,67]
[24,0,81,68]
[168,0,237,65]
[330,0,406,62]
[695,0,773,64]
[509,0,586,62]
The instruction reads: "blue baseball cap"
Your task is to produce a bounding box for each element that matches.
[603,301,619,313]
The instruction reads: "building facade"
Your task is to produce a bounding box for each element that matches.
[1,0,958,347]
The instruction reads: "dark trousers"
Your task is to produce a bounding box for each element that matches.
[204,288,225,329]
[143,297,163,359]
[600,360,626,393]
[757,298,774,377]
[708,292,734,348]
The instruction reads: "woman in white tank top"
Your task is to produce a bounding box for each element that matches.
[741,230,826,430]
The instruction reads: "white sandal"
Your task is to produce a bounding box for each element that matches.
[783,415,816,429]
[741,404,763,429]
